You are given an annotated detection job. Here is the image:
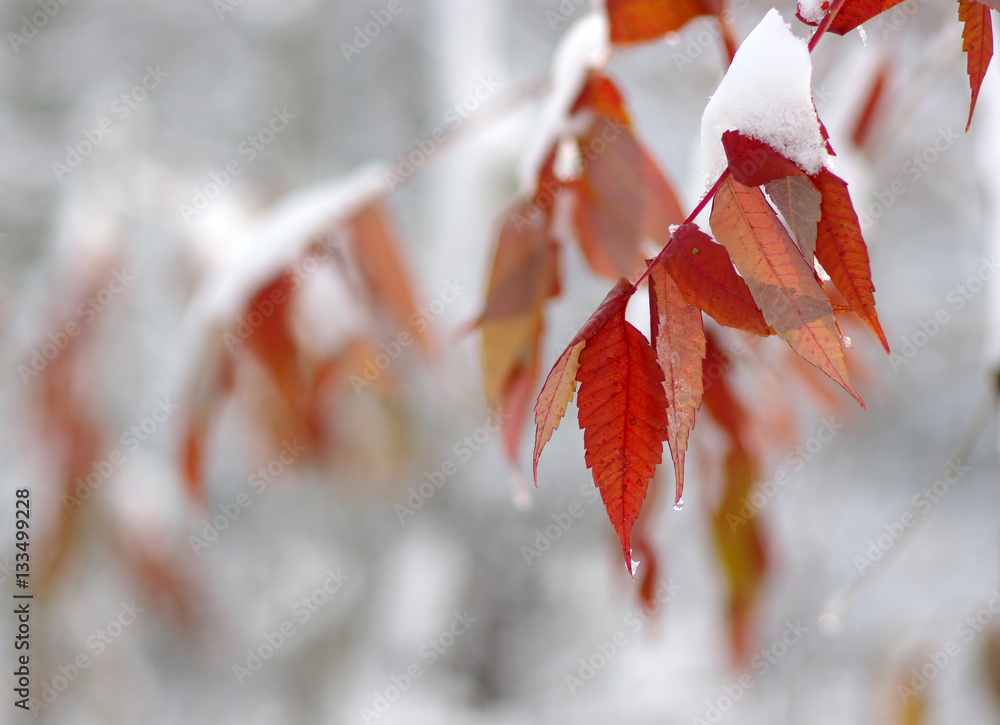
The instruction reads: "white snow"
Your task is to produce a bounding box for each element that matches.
[189,163,389,327]
[797,0,828,25]
[519,12,610,192]
[700,9,829,185]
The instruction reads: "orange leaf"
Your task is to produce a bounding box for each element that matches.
[850,58,891,150]
[570,71,631,126]
[660,223,770,336]
[575,281,668,573]
[959,0,994,132]
[811,168,889,353]
[648,257,706,505]
[710,178,863,406]
[710,445,768,663]
[480,202,560,325]
[701,331,748,440]
[607,0,718,43]
[480,201,560,462]
[570,73,684,278]
[349,202,431,355]
[533,278,637,483]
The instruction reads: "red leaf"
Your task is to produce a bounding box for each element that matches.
[571,72,631,125]
[710,178,863,406]
[722,130,807,186]
[959,0,994,132]
[802,0,908,34]
[660,223,770,336]
[607,0,718,43]
[701,331,748,440]
[850,58,891,150]
[648,257,706,505]
[575,283,668,573]
[533,278,637,483]
[811,168,890,352]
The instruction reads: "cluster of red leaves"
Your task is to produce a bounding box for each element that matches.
[479,0,1000,656]
[478,70,685,468]
[182,199,429,503]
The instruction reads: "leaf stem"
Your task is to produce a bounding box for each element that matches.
[807,0,849,52]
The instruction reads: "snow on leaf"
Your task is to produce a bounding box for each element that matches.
[660,223,770,336]
[811,168,890,353]
[764,175,822,262]
[701,9,829,185]
[796,0,831,25]
[606,0,720,44]
[575,281,668,574]
[710,178,863,406]
[648,257,706,505]
[959,0,994,132]
[533,278,637,483]
[520,13,610,193]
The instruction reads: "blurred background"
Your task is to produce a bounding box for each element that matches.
[2,0,1000,723]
